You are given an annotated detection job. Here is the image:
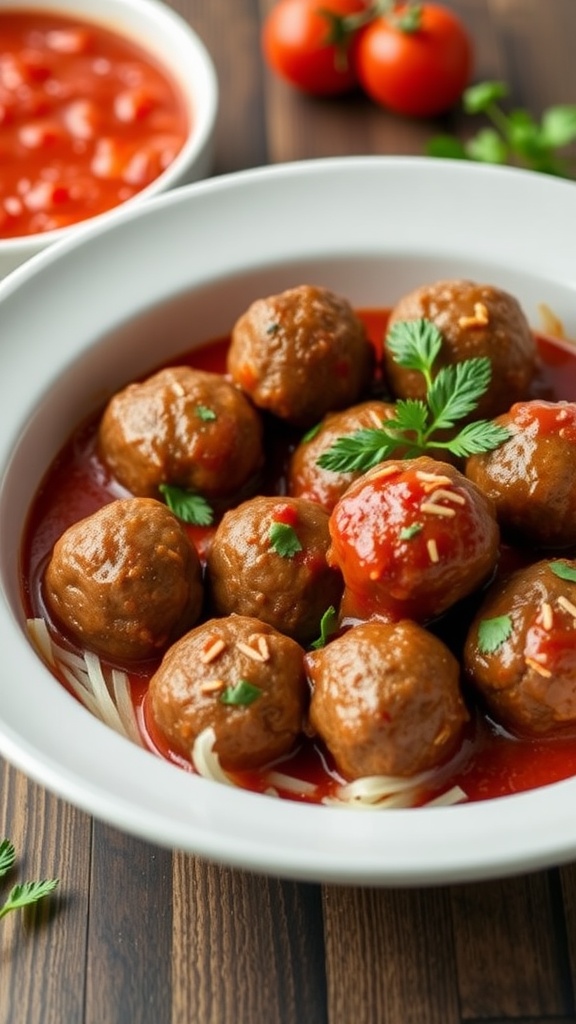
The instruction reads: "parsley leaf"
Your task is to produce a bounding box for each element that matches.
[220,679,262,706]
[477,615,513,654]
[318,319,511,474]
[549,561,576,583]
[0,839,59,921]
[159,483,214,526]
[195,404,216,422]
[427,80,576,178]
[399,523,423,540]
[0,839,16,879]
[269,521,303,558]
[311,606,339,649]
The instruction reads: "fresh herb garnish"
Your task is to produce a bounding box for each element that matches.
[399,523,423,540]
[301,422,322,444]
[427,81,576,178]
[220,679,262,706]
[159,483,214,526]
[549,561,576,583]
[0,839,58,921]
[195,404,216,422]
[477,615,513,654]
[317,318,510,474]
[269,521,303,558]
[311,606,339,649]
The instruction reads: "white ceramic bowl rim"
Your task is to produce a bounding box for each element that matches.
[0,0,218,257]
[1,156,576,886]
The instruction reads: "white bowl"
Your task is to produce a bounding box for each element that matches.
[0,0,218,278]
[1,156,576,886]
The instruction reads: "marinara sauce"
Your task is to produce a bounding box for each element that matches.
[0,10,189,238]
[20,311,576,806]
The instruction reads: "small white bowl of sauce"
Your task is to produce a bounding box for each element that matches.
[0,0,218,278]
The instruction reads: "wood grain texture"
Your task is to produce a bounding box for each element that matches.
[3,1,576,1022]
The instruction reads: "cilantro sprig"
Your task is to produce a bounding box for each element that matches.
[220,679,262,706]
[317,318,510,474]
[269,521,303,558]
[477,615,513,655]
[427,81,576,178]
[311,606,339,650]
[159,483,214,527]
[0,839,58,921]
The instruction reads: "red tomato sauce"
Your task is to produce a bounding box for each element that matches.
[0,10,189,238]
[19,311,576,807]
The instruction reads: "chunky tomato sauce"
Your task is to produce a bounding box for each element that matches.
[20,311,576,806]
[0,10,189,238]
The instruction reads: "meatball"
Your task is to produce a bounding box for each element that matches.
[205,495,343,644]
[287,399,398,513]
[98,366,264,500]
[328,456,499,623]
[227,284,374,428]
[44,498,203,661]
[147,615,307,770]
[465,400,576,549]
[306,620,468,778]
[464,558,576,737]
[384,280,537,420]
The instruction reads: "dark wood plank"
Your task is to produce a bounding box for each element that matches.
[172,854,327,1024]
[322,885,461,1024]
[0,760,91,1024]
[451,871,574,1019]
[84,822,173,1024]
[171,0,269,174]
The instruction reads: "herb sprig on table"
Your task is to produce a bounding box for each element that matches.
[0,839,59,921]
[428,81,576,178]
[317,318,510,475]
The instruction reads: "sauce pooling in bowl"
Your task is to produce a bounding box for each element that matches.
[0,10,189,237]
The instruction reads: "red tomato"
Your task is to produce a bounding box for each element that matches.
[355,3,473,117]
[262,0,369,96]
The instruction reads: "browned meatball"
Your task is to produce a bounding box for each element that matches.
[384,280,537,420]
[327,456,500,624]
[98,366,264,499]
[147,615,307,770]
[287,400,398,513]
[227,284,374,428]
[44,498,203,662]
[465,400,576,549]
[205,495,343,644]
[306,620,468,779]
[464,558,576,737]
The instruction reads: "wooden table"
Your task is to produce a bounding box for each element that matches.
[2,2,576,1021]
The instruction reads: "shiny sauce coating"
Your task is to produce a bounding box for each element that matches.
[20,312,576,805]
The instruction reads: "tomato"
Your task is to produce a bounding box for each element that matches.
[262,0,370,96]
[355,3,473,117]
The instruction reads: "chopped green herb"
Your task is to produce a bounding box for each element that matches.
[195,404,217,422]
[311,606,339,649]
[317,318,510,474]
[159,483,214,526]
[477,615,513,654]
[0,839,59,921]
[399,523,423,540]
[301,422,322,444]
[269,521,303,558]
[266,322,280,335]
[220,679,262,707]
[427,80,576,178]
[549,561,576,583]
